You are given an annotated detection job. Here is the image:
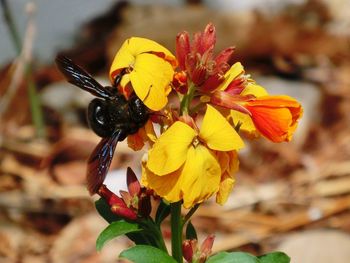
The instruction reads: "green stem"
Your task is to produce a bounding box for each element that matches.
[143,218,168,253]
[180,83,196,115]
[27,66,46,138]
[1,0,21,53]
[170,201,183,263]
[155,225,168,253]
[1,0,46,138]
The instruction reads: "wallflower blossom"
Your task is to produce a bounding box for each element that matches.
[211,62,303,142]
[141,105,244,208]
[110,37,176,111]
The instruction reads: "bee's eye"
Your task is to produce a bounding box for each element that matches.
[88,99,114,138]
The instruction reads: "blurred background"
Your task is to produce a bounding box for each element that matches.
[1,0,350,262]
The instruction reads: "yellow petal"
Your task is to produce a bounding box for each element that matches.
[200,105,244,151]
[241,83,268,97]
[120,73,130,88]
[216,172,235,205]
[143,141,223,208]
[110,37,175,79]
[147,121,196,176]
[216,151,239,205]
[127,37,174,57]
[181,145,221,208]
[230,110,258,136]
[217,62,244,91]
[141,162,184,203]
[227,151,239,175]
[130,53,174,111]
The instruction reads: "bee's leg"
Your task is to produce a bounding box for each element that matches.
[113,69,127,87]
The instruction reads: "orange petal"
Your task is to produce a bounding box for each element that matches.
[244,96,303,142]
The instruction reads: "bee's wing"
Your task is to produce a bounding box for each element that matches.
[86,130,122,195]
[55,55,113,99]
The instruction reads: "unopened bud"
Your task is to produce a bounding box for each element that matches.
[198,235,215,263]
[127,167,141,196]
[176,32,191,70]
[200,234,215,255]
[98,185,125,207]
[111,204,138,220]
[182,239,197,262]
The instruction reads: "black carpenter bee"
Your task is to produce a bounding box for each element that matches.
[55,55,149,195]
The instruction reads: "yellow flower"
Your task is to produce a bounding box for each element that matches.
[110,37,177,111]
[141,105,244,208]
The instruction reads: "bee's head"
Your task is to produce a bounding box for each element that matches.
[87,98,115,138]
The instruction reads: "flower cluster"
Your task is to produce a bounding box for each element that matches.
[105,23,302,210]
[90,23,299,263]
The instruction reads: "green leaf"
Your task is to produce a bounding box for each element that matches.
[96,221,141,251]
[95,198,149,245]
[95,198,122,223]
[258,252,290,263]
[185,220,197,240]
[119,245,176,263]
[155,200,171,225]
[207,252,260,263]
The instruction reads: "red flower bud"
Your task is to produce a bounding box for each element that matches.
[98,185,125,207]
[200,234,215,256]
[193,23,216,56]
[176,32,191,70]
[111,204,138,220]
[199,235,215,263]
[215,47,235,67]
[127,167,141,197]
[98,185,138,220]
[182,239,197,262]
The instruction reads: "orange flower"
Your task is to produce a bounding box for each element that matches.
[210,62,303,143]
[241,95,303,142]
